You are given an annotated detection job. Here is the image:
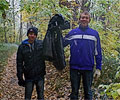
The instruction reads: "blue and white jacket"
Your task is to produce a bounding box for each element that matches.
[64,25,102,70]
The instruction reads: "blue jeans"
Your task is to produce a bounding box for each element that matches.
[25,77,44,100]
[70,68,93,100]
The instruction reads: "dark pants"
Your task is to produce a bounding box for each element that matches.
[70,68,93,100]
[25,77,44,100]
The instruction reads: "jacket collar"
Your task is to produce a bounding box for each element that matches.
[22,39,37,45]
[79,24,89,31]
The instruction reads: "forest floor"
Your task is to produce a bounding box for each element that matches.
[0,52,73,100]
[0,52,100,100]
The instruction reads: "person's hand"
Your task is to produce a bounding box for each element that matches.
[18,79,25,87]
[94,69,101,80]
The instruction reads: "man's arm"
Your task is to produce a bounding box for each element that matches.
[94,32,102,79]
[95,33,102,70]
[63,32,71,47]
[16,45,25,87]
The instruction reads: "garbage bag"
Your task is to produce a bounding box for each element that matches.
[43,14,70,70]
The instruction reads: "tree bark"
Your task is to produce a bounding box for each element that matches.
[4,20,8,43]
[12,0,16,43]
[19,13,23,42]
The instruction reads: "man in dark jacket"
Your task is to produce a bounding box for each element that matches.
[64,11,102,100]
[16,27,46,100]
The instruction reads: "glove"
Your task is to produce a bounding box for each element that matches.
[18,79,25,87]
[94,69,101,80]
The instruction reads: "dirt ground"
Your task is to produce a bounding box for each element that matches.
[0,53,72,100]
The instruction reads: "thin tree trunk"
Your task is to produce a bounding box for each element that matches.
[19,13,23,42]
[4,20,8,43]
[12,0,15,43]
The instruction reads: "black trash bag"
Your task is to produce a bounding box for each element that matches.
[52,27,66,70]
[43,14,70,70]
[60,20,70,30]
[42,30,53,61]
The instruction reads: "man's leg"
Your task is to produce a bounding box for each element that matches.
[25,80,34,100]
[36,77,44,100]
[70,68,81,100]
[82,70,93,100]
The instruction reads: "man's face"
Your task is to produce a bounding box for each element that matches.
[79,14,90,27]
[28,32,37,43]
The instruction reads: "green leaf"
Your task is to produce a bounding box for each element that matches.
[117,89,120,95]
[0,0,9,11]
[112,91,119,99]
[115,71,120,79]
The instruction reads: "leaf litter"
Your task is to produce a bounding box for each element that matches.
[0,53,72,100]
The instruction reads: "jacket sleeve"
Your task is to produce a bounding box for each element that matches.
[63,32,71,47]
[95,33,102,70]
[16,45,24,80]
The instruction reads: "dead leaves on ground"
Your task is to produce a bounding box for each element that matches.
[0,53,102,100]
[0,54,71,100]
[44,61,71,99]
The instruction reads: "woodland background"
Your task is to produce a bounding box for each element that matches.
[0,0,120,99]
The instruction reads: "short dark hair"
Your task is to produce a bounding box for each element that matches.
[79,11,91,19]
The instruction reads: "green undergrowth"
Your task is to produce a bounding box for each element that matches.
[0,43,18,77]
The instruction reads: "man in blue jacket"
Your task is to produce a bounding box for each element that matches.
[64,11,102,100]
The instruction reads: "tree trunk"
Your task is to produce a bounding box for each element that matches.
[12,0,16,43]
[19,13,23,42]
[4,20,8,43]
